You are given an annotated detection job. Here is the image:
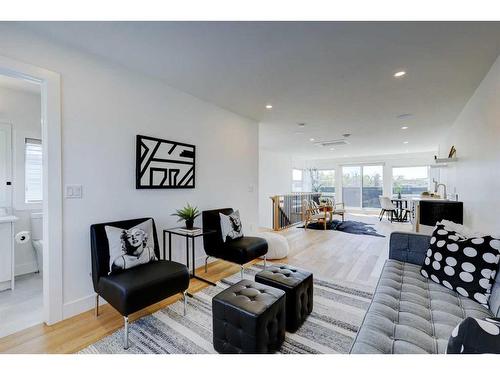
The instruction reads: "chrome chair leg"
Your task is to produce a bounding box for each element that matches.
[95,294,99,317]
[240,266,244,279]
[263,255,267,270]
[205,256,209,273]
[123,316,129,349]
[183,291,187,316]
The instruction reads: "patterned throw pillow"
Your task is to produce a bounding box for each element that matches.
[105,219,157,274]
[447,317,500,354]
[219,210,243,243]
[420,222,500,307]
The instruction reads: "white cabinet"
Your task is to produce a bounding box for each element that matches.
[0,217,17,291]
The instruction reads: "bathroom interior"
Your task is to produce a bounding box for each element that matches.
[0,74,43,338]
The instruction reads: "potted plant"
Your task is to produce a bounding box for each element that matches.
[172,203,200,230]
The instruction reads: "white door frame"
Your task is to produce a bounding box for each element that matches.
[0,122,13,209]
[0,55,63,325]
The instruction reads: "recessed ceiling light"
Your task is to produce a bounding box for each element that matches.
[401,126,408,130]
[265,104,273,109]
[394,71,406,77]
[403,141,409,144]
[330,148,335,151]
[309,138,315,142]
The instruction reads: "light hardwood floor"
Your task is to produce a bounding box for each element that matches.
[0,213,411,354]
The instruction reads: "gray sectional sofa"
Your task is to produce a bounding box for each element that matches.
[350,232,500,354]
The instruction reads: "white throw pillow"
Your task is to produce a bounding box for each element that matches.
[219,210,243,242]
[105,219,157,274]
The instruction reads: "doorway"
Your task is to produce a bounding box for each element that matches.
[0,54,62,331]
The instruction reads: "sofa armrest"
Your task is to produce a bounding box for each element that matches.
[389,232,431,266]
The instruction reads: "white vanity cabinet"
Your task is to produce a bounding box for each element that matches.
[0,216,17,291]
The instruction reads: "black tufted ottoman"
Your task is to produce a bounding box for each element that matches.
[255,264,313,332]
[212,279,286,353]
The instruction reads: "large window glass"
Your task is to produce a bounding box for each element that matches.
[342,166,361,207]
[362,165,383,208]
[25,138,42,203]
[392,166,429,196]
[343,165,383,208]
[317,169,335,197]
[292,169,303,192]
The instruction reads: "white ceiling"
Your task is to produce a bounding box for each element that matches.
[17,21,500,158]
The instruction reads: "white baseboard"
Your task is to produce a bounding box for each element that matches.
[63,293,107,320]
[15,261,38,276]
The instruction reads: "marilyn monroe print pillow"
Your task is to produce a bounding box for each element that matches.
[105,218,157,274]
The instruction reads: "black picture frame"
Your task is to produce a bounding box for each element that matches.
[136,135,196,189]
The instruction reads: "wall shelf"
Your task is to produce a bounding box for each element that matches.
[435,157,458,164]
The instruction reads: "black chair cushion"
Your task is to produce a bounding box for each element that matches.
[212,279,286,353]
[255,264,314,332]
[212,236,268,265]
[97,260,189,316]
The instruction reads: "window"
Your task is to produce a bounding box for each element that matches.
[362,165,383,208]
[25,138,42,203]
[316,170,335,197]
[342,165,384,208]
[292,169,303,192]
[342,166,361,207]
[392,166,430,196]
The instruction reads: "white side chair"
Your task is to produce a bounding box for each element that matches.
[379,196,398,222]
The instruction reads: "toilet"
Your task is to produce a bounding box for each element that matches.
[30,212,43,274]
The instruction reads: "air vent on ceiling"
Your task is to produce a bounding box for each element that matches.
[314,139,350,147]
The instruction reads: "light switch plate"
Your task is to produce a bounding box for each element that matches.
[65,184,83,199]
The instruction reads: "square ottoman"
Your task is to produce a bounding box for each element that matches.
[212,279,286,353]
[255,264,313,332]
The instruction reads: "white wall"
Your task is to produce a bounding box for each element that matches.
[438,55,500,234]
[0,86,41,275]
[0,24,259,318]
[258,150,294,228]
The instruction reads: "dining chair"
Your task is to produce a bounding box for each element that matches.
[378,196,398,222]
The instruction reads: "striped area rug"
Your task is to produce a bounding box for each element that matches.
[80,264,373,354]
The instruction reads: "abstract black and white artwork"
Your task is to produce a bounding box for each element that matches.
[136,135,196,189]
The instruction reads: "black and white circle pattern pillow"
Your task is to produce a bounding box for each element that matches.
[447,317,500,354]
[420,223,500,307]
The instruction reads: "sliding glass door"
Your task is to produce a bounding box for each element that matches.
[342,166,361,208]
[362,165,383,208]
[342,165,383,208]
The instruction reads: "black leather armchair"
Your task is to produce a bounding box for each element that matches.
[90,217,190,349]
[202,208,268,278]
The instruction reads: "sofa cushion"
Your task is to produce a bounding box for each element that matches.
[350,260,493,354]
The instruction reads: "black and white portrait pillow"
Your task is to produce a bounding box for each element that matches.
[219,210,243,242]
[420,222,500,307]
[105,219,157,274]
[447,317,500,354]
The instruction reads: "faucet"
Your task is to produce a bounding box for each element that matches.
[436,183,447,199]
